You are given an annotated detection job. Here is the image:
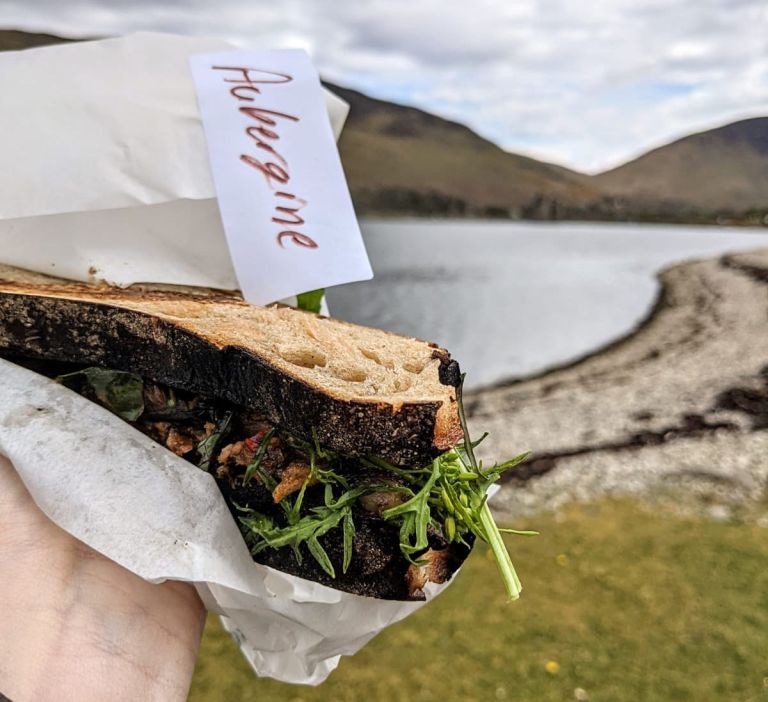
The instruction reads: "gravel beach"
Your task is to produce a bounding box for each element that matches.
[471,248,768,520]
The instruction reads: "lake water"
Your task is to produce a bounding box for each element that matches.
[326,220,768,389]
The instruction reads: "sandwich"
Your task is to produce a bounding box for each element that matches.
[0,264,530,600]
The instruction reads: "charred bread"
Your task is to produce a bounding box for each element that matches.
[0,264,462,467]
[0,264,479,600]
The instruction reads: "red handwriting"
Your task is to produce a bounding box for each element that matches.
[211,65,317,250]
[239,155,288,187]
[274,193,314,248]
[277,231,318,248]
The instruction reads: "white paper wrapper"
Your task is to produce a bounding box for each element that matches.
[0,32,350,292]
[0,30,456,685]
[0,358,450,684]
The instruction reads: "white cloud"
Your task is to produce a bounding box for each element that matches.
[1,0,766,172]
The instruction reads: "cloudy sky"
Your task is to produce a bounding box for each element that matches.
[2,0,767,172]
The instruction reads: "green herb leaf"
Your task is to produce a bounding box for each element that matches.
[381,460,440,560]
[242,428,276,486]
[477,450,531,480]
[455,374,526,601]
[498,528,540,536]
[56,367,144,421]
[296,289,325,314]
[307,536,335,578]
[342,510,355,574]
[238,486,369,575]
[196,412,233,472]
[237,372,533,596]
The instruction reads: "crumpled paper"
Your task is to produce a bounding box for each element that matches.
[0,32,349,292]
[0,358,449,684]
[0,30,455,684]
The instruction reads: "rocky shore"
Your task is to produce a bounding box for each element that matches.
[471,248,768,520]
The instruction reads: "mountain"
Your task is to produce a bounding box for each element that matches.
[595,118,768,215]
[0,28,78,51]
[324,82,600,217]
[1,28,765,224]
[0,29,601,219]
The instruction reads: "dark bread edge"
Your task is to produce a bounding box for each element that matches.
[0,292,456,466]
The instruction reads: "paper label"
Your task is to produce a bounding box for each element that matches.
[189,49,372,304]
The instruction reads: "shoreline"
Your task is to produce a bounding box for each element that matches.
[471,279,670,393]
[358,214,768,229]
[471,247,768,520]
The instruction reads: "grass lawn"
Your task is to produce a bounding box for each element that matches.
[189,499,768,702]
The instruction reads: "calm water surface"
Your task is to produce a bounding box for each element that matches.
[327,220,768,388]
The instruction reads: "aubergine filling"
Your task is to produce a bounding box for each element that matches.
[5,358,474,600]
[8,355,531,600]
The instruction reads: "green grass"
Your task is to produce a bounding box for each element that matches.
[189,500,768,702]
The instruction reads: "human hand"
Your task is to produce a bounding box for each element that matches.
[0,455,206,702]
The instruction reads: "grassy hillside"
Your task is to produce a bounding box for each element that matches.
[190,499,768,702]
[0,30,602,219]
[1,28,765,224]
[596,118,768,214]
[0,28,78,51]
[326,83,600,218]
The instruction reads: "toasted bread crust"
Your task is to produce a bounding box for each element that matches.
[0,268,462,465]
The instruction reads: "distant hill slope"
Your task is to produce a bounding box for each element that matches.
[0,29,600,219]
[0,28,78,51]
[1,28,765,223]
[324,82,600,217]
[596,118,768,213]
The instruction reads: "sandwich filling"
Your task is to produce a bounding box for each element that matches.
[10,358,531,600]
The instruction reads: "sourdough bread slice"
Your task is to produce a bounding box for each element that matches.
[0,265,462,466]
